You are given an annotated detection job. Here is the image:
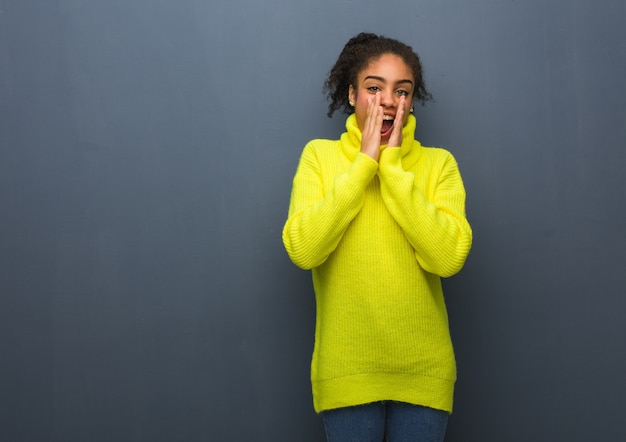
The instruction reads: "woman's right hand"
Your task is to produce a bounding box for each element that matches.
[360,92,383,161]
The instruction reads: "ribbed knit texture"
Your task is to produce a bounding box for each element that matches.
[283,114,472,413]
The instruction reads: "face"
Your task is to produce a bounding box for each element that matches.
[348,53,415,144]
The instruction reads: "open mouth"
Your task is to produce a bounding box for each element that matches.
[381,115,394,136]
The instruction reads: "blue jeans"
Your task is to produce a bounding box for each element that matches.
[322,401,449,442]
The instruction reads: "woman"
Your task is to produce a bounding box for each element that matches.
[282,32,472,442]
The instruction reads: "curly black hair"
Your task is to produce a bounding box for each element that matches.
[323,32,433,118]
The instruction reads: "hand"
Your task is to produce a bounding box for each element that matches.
[387,95,405,148]
[360,92,383,161]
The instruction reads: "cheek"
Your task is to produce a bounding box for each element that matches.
[355,110,366,131]
[354,99,369,129]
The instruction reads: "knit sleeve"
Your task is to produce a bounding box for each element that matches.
[378,147,472,277]
[282,143,378,270]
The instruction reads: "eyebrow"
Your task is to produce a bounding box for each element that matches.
[363,75,414,86]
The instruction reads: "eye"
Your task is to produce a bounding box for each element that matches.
[395,90,410,97]
[367,86,381,92]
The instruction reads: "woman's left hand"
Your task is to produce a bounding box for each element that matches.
[387,95,405,148]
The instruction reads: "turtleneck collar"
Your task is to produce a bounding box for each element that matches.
[339,113,419,162]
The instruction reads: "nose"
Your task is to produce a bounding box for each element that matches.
[380,90,395,108]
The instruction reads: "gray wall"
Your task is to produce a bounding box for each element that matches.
[1,0,625,441]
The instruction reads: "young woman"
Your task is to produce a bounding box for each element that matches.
[282,32,473,442]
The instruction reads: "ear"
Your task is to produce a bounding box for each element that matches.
[348,85,356,106]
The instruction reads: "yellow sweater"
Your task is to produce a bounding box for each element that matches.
[283,114,472,413]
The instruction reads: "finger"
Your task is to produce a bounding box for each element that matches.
[365,92,380,134]
[361,93,383,159]
[388,96,405,147]
[373,93,383,133]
